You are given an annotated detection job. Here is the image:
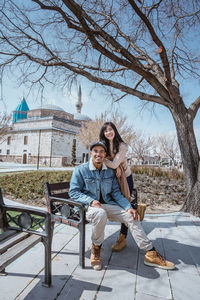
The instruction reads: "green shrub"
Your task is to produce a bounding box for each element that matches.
[131,166,184,180]
[0,170,73,201]
[0,167,184,204]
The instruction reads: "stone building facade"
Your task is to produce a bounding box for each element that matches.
[0,89,90,167]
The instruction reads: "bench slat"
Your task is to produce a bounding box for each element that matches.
[48,182,70,192]
[0,232,30,254]
[0,234,42,272]
[51,192,69,198]
[0,230,17,242]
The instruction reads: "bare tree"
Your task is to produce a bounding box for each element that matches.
[0,112,11,142]
[0,0,200,215]
[154,133,180,167]
[78,110,136,149]
[131,130,154,164]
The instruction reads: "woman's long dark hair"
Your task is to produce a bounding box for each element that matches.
[99,122,124,156]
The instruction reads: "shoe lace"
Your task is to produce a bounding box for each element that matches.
[93,247,101,258]
[116,237,123,244]
[116,234,125,244]
[156,251,166,263]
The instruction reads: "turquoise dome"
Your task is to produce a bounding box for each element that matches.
[13,98,29,123]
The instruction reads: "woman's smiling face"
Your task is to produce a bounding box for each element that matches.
[104,125,115,141]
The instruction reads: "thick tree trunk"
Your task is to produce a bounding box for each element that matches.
[183,173,200,216]
[170,103,200,217]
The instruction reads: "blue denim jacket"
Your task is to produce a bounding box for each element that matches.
[69,159,132,211]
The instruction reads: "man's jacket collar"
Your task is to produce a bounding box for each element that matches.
[89,158,107,171]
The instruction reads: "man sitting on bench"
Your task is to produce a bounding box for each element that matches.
[69,141,175,271]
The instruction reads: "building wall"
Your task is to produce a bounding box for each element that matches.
[51,130,74,164]
[51,130,88,164]
[12,117,53,130]
[0,130,52,164]
[52,118,80,132]
[0,113,89,167]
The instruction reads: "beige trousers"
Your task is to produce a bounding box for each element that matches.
[86,204,153,251]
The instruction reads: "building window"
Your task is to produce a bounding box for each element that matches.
[73,138,76,146]
[0,149,2,153]
[7,136,11,145]
[7,149,10,155]
[24,136,28,145]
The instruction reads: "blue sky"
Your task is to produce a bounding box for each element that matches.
[1,75,200,145]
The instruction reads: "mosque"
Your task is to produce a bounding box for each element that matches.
[0,86,90,167]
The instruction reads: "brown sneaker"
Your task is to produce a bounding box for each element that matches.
[144,250,175,270]
[111,233,126,252]
[90,244,102,271]
[137,204,146,221]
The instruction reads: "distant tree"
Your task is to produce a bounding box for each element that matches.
[0,112,11,142]
[78,110,136,149]
[71,139,76,166]
[130,131,154,164]
[0,1,200,215]
[154,133,180,167]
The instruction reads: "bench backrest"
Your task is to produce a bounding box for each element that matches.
[44,181,70,198]
[44,181,70,214]
[44,181,87,227]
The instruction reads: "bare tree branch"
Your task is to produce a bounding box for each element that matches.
[188,96,200,121]
[128,0,172,85]
[78,109,136,148]
[0,112,11,138]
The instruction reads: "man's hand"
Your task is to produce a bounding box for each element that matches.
[128,208,138,221]
[91,200,104,209]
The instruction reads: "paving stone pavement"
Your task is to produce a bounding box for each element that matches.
[0,212,200,300]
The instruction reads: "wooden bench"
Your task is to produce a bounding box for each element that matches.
[0,188,52,287]
[44,181,87,268]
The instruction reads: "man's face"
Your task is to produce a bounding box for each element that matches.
[90,145,106,167]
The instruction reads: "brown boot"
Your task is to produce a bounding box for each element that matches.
[90,244,102,271]
[137,204,147,221]
[111,233,126,252]
[144,250,175,270]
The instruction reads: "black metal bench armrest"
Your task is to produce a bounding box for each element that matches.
[1,203,49,217]
[47,196,87,226]
[0,204,51,237]
[43,182,87,269]
[49,196,86,211]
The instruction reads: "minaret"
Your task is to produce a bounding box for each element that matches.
[75,85,83,114]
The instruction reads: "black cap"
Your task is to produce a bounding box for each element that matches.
[90,141,107,152]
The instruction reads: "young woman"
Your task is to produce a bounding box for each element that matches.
[99,121,138,252]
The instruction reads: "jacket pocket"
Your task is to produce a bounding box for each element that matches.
[85,178,97,194]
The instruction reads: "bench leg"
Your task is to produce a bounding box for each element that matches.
[42,222,53,287]
[79,222,85,269]
[0,269,8,276]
